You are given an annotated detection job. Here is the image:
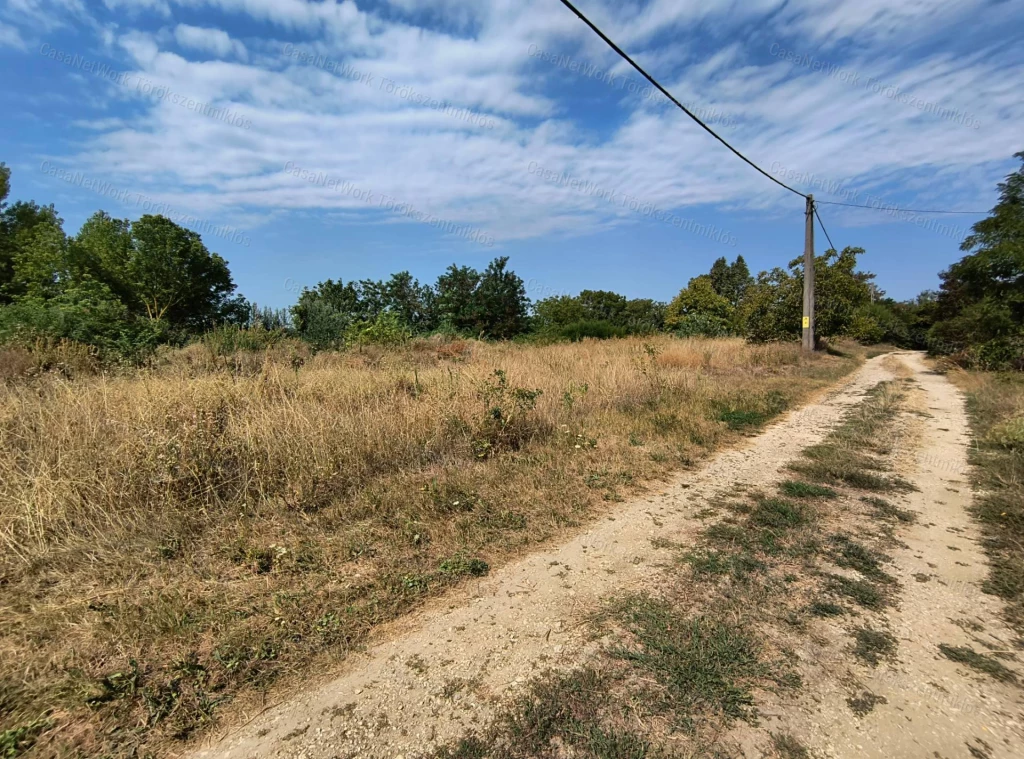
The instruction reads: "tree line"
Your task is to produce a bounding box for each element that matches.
[1,153,1021,369]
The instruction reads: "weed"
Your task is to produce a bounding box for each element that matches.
[780,480,838,499]
[611,597,765,729]
[439,555,490,579]
[750,498,808,531]
[825,575,886,610]
[771,732,811,759]
[809,600,846,617]
[684,549,765,581]
[0,720,51,758]
[846,691,888,717]
[431,668,651,759]
[851,628,897,667]
[860,496,916,523]
[938,645,1018,684]
[828,535,894,583]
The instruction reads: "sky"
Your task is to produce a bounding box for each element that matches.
[1,0,1022,310]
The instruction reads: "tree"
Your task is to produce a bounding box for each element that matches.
[126,215,238,332]
[738,247,874,343]
[708,255,753,307]
[533,295,586,332]
[74,211,135,305]
[434,263,481,333]
[474,257,530,339]
[665,275,733,334]
[382,271,435,331]
[1,199,64,303]
[929,152,1023,366]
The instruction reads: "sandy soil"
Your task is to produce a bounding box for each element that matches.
[760,353,1024,759]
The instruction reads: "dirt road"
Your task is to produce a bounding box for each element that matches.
[192,353,1023,759]
[762,353,1024,759]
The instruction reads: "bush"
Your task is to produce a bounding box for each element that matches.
[673,313,732,338]
[344,311,412,346]
[201,325,291,355]
[556,320,627,342]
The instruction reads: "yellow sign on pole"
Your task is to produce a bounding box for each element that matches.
[802,317,810,329]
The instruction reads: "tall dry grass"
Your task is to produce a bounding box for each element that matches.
[0,336,854,757]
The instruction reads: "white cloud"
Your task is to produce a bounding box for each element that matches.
[174,23,248,60]
[0,21,26,49]
[20,0,1021,244]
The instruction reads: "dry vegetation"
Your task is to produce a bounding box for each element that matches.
[0,336,855,757]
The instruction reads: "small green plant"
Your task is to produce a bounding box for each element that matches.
[781,480,838,499]
[750,498,808,531]
[809,600,846,617]
[472,369,543,458]
[439,555,490,578]
[0,719,52,758]
[826,574,886,610]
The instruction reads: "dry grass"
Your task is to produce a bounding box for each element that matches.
[0,336,854,757]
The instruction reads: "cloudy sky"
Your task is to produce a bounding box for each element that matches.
[2,0,1021,307]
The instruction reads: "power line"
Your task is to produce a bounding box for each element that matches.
[813,202,837,251]
[816,199,989,214]
[555,0,807,199]
[556,0,994,225]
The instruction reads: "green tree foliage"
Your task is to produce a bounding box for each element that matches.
[666,275,733,335]
[708,255,753,307]
[292,258,530,345]
[126,215,239,331]
[473,257,531,339]
[738,247,874,343]
[0,165,243,360]
[928,152,1024,368]
[532,290,664,339]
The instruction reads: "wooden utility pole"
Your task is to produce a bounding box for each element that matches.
[802,194,815,352]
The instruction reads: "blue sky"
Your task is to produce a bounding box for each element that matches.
[2,0,1022,311]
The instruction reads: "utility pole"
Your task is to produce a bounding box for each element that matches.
[802,194,815,352]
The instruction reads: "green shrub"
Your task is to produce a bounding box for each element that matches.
[556,320,628,342]
[344,312,412,346]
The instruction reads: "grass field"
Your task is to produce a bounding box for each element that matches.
[0,337,856,757]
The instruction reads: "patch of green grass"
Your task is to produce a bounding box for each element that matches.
[438,555,490,578]
[809,600,846,617]
[750,498,809,531]
[611,597,766,730]
[851,627,897,667]
[0,719,51,758]
[860,496,916,523]
[683,549,766,582]
[780,481,838,499]
[718,409,768,430]
[828,535,895,584]
[938,644,1018,684]
[431,667,652,759]
[825,574,887,610]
